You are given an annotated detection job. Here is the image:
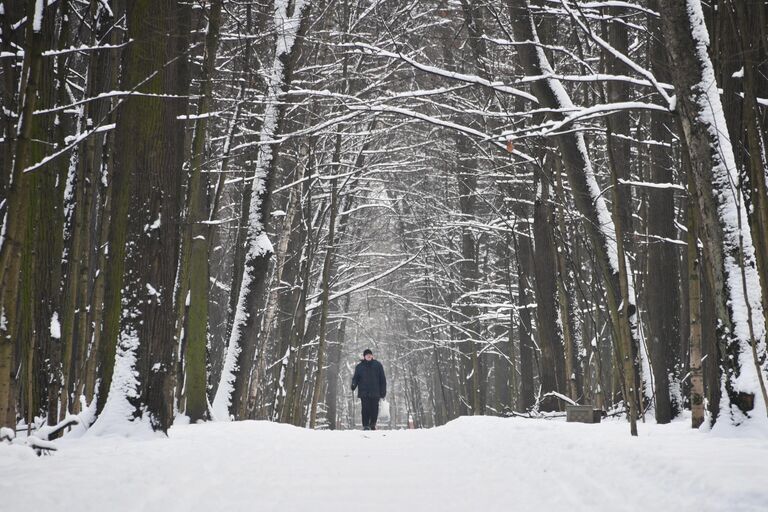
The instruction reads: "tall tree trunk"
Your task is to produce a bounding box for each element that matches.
[22,35,63,425]
[179,0,223,423]
[266,163,309,421]
[39,0,69,426]
[272,163,315,423]
[309,169,339,428]
[0,0,52,429]
[688,168,705,428]
[658,0,768,422]
[507,0,641,434]
[324,295,350,430]
[212,0,311,420]
[82,2,124,411]
[553,161,583,401]
[728,0,768,343]
[646,0,682,423]
[531,173,566,411]
[457,135,482,415]
[457,0,494,415]
[515,232,536,411]
[95,0,189,433]
[603,4,649,416]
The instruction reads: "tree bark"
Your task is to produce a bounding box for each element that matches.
[553,161,583,401]
[507,0,640,434]
[212,0,311,420]
[0,0,52,428]
[658,0,768,421]
[515,232,536,412]
[179,0,223,423]
[95,0,189,432]
[309,166,339,428]
[728,0,768,347]
[688,167,705,428]
[532,174,566,411]
[456,135,482,415]
[646,0,682,423]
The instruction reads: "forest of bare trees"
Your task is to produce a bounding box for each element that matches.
[1,0,767,438]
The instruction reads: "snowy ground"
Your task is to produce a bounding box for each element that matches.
[2,415,766,511]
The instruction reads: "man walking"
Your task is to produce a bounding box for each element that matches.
[351,349,387,430]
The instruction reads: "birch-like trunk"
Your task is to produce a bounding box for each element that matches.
[687,168,705,428]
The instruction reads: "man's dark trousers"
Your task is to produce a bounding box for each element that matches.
[361,397,379,429]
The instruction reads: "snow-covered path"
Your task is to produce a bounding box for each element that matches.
[2,416,766,511]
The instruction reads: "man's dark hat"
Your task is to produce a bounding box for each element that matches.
[363,349,373,356]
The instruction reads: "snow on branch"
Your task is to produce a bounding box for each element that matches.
[518,72,674,91]
[34,91,196,116]
[345,42,538,103]
[41,40,131,57]
[305,251,422,312]
[541,391,578,406]
[23,124,115,174]
[543,0,659,16]
[519,101,669,137]
[347,104,535,163]
[558,0,675,109]
[617,179,685,191]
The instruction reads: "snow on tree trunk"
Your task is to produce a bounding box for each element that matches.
[658,0,767,425]
[506,0,644,434]
[212,0,310,421]
[92,0,189,434]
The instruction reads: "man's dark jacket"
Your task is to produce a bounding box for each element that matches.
[351,359,387,399]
